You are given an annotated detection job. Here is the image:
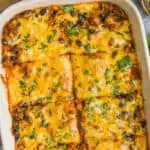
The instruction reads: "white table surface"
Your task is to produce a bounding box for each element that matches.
[0,0,150,150]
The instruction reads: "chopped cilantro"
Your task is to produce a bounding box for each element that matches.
[37,96,52,103]
[67,95,74,100]
[46,96,52,100]
[117,56,132,70]
[63,132,70,139]
[22,43,30,51]
[104,68,110,80]
[40,42,48,50]
[54,82,60,88]
[112,83,120,95]
[29,80,37,94]
[101,103,109,112]
[47,29,57,43]
[116,31,126,40]
[63,5,74,13]
[47,35,53,43]
[87,102,109,115]
[19,80,27,89]
[22,33,30,42]
[53,29,57,36]
[46,137,56,148]
[36,67,42,73]
[86,105,99,113]
[22,33,30,50]
[61,145,68,150]
[68,25,79,36]
[84,43,92,52]
[42,63,48,67]
[33,109,40,118]
[19,80,29,96]
[109,37,115,45]
[83,69,90,75]
[95,79,100,83]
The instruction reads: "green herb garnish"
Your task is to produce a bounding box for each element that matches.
[46,137,56,148]
[112,83,120,95]
[104,68,110,80]
[63,5,74,13]
[101,103,109,112]
[29,80,37,93]
[54,82,60,88]
[61,145,68,150]
[47,35,53,43]
[22,33,30,42]
[117,56,132,70]
[40,42,48,50]
[47,29,57,43]
[68,25,79,36]
[83,69,90,75]
[19,80,27,89]
[116,31,126,40]
[84,43,92,52]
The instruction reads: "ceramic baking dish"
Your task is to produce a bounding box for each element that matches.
[0,0,150,150]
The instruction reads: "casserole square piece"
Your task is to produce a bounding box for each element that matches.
[12,101,80,150]
[71,52,141,99]
[2,9,72,66]
[80,97,146,148]
[5,55,73,109]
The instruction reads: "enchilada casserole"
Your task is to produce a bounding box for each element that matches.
[1,2,147,150]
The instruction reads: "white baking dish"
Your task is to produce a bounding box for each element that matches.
[0,0,150,150]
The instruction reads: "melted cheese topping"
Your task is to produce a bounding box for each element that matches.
[6,56,73,109]
[80,97,145,147]
[71,53,141,99]
[2,2,147,150]
[13,101,80,150]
